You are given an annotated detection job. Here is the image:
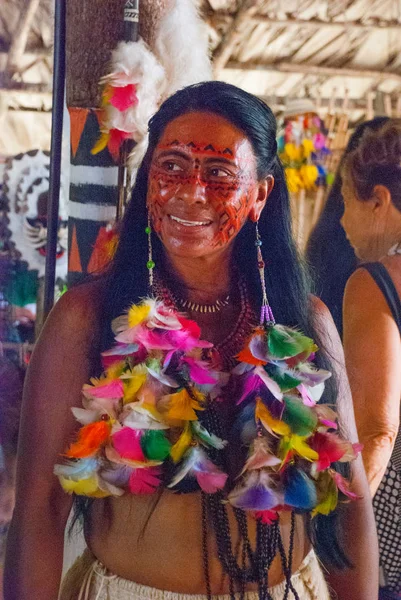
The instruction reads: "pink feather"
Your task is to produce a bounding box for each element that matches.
[128,467,161,494]
[112,428,145,461]
[196,470,228,494]
[84,379,124,399]
[110,84,138,111]
[254,509,279,524]
[298,384,316,407]
[183,357,217,385]
[331,471,360,500]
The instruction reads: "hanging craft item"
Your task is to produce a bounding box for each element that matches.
[278,99,331,195]
[92,0,211,173]
[2,150,68,279]
[55,297,360,522]
[92,38,165,165]
[278,99,332,247]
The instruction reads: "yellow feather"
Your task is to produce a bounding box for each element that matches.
[128,303,151,328]
[170,423,192,463]
[59,475,110,498]
[289,435,319,461]
[123,365,147,403]
[256,399,291,436]
[91,132,109,156]
[165,388,204,422]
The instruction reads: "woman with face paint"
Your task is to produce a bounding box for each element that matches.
[341,119,401,598]
[5,82,377,600]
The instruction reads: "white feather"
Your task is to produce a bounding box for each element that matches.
[154,0,212,96]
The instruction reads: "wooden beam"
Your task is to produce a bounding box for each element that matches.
[0,81,51,96]
[212,0,259,73]
[6,0,42,74]
[225,60,401,84]
[210,13,401,32]
[259,95,371,112]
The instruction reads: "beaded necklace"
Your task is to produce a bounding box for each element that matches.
[152,273,257,371]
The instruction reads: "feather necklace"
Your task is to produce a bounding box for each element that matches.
[55,295,361,524]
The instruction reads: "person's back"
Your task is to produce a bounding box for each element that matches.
[342,119,401,596]
[306,117,389,337]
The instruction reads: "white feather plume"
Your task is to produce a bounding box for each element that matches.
[154,0,212,96]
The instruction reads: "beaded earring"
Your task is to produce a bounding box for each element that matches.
[255,222,275,324]
[145,213,155,289]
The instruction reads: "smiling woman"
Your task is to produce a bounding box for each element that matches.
[4,82,377,600]
[147,112,269,258]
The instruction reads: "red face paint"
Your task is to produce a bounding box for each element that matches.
[147,112,260,259]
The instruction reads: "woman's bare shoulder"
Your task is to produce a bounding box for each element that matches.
[49,279,105,331]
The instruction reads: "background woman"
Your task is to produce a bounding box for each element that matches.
[342,119,401,596]
[307,117,388,337]
[5,82,377,600]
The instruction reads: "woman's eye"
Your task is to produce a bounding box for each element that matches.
[209,167,230,177]
[163,161,183,172]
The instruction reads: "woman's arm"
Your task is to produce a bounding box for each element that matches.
[343,268,401,496]
[4,283,101,600]
[312,297,379,600]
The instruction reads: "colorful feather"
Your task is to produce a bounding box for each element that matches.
[168,447,227,493]
[164,387,204,422]
[264,363,302,392]
[191,421,226,450]
[279,434,319,463]
[141,430,171,461]
[122,404,168,430]
[312,471,338,516]
[58,474,110,497]
[256,398,290,437]
[183,357,217,385]
[128,467,161,494]
[83,378,124,400]
[229,470,281,511]
[331,470,360,500]
[54,457,99,480]
[66,421,111,458]
[254,509,279,525]
[282,396,318,436]
[170,422,192,462]
[267,325,316,360]
[112,427,145,461]
[308,432,348,471]
[241,437,281,473]
[284,466,317,510]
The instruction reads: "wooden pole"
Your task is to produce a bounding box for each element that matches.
[43,0,66,318]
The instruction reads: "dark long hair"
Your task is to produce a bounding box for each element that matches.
[79,82,350,573]
[306,117,389,337]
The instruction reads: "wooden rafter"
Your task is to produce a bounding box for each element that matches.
[209,14,401,33]
[212,0,259,72]
[6,0,42,74]
[225,61,401,84]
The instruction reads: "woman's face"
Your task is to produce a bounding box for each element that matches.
[147,111,269,260]
[341,179,390,261]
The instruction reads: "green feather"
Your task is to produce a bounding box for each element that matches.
[192,421,227,450]
[267,325,316,360]
[282,396,318,436]
[264,363,302,392]
[141,430,171,461]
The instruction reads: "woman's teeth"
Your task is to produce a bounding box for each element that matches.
[170,215,211,227]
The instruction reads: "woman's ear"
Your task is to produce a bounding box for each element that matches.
[248,176,274,222]
[371,185,392,213]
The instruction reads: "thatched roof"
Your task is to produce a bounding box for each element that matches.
[1,0,401,155]
[206,0,401,120]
